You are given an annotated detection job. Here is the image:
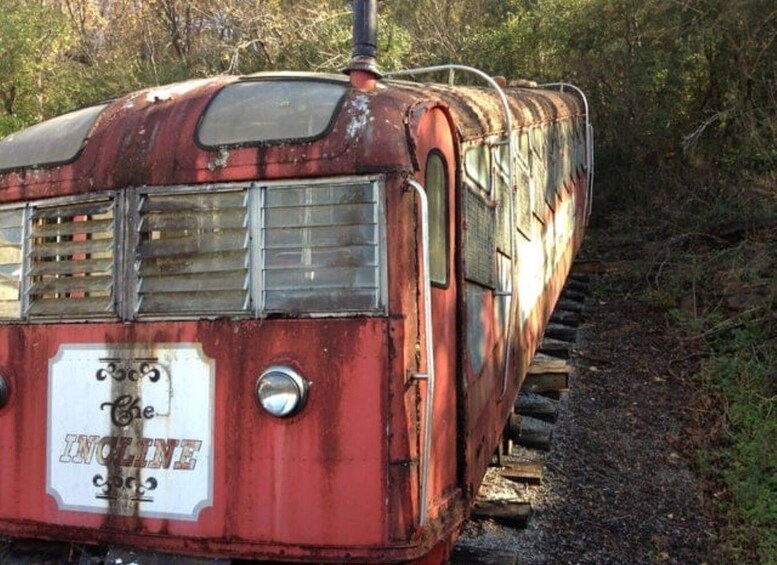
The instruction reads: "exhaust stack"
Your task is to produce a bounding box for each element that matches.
[347,0,381,90]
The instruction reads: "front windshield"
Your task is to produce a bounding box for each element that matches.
[0,103,109,171]
[197,80,348,147]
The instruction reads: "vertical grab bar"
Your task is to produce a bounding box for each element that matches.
[406,179,435,527]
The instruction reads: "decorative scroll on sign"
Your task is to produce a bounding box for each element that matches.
[47,344,214,521]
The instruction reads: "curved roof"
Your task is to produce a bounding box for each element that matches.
[0,72,585,201]
[387,80,584,141]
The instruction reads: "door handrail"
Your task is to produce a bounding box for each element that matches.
[406,178,435,527]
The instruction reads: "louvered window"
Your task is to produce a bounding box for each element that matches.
[27,199,116,319]
[262,181,384,313]
[0,177,385,323]
[135,189,250,317]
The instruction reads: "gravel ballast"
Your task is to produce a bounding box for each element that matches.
[455,276,714,565]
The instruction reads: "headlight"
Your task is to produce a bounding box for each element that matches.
[0,374,8,409]
[255,366,308,418]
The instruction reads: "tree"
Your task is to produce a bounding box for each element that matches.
[1,0,774,184]
[0,0,74,134]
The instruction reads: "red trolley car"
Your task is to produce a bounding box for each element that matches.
[0,2,592,562]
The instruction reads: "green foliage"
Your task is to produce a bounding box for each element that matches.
[1,0,774,189]
[0,0,75,124]
[699,321,777,563]
[0,0,775,560]
[599,177,775,562]
[464,0,776,206]
[0,114,26,139]
[270,5,411,74]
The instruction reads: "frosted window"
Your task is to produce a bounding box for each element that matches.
[426,153,448,285]
[198,80,347,146]
[0,104,109,171]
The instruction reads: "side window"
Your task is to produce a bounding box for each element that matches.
[516,131,532,238]
[464,144,491,193]
[548,124,557,196]
[561,121,571,186]
[426,151,449,286]
[492,141,512,254]
[576,119,586,177]
[530,127,547,218]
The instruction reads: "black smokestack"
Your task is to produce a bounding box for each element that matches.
[348,0,380,77]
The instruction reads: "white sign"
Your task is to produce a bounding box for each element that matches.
[47,344,214,521]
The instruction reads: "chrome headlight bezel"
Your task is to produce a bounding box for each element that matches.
[255,366,309,418]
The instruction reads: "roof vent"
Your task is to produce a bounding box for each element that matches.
[346,0,381,89]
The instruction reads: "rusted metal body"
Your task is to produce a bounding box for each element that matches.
[0,70,590,562]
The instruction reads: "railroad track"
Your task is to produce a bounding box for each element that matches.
[449,272,592,565]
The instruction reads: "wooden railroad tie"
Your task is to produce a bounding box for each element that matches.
[499,460,544,486]
[562,286,587,301]
[532,352,568,366]
[0,539,106,564]
[543,322,578,343]
[510,414,554,451]
[450,545,520,565]
[521,374,569,395]
[556,298,585,314]
[515,391,559,423]
[538,337,573,359]
[550,309,581,327]
[570,259,603,276]
[471,500,532,529]
[565,278,589,293]
[522,357,571,396]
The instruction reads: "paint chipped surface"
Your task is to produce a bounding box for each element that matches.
[207,147,230,170]
[1,74,584,198]
[145,79,212,103]
[346,94,372,139]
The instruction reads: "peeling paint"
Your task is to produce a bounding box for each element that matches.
[145,79,211,104]
[207,147,230,171]
[346,95,372,139]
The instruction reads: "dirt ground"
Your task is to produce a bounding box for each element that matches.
[455,268,716,565]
